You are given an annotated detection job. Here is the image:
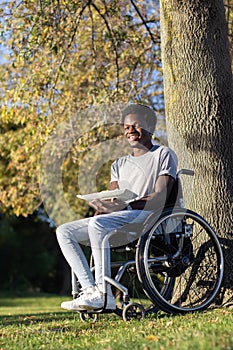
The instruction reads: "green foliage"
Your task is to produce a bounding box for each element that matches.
[225,0,233,58]
[0,295,233,350]
[0,0,162,217]
[0,0,232,219]
[0,0,231,218]
[0,214,61,292]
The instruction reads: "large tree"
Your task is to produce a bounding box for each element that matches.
[160,0,233,303]
[1,0,233,301]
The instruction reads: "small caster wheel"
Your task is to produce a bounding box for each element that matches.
[79,312,99,322]
[122,303,146,322]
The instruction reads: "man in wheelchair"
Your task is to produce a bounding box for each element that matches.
[56,103,178,311]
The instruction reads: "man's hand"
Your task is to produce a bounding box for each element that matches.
[89,198,127,214]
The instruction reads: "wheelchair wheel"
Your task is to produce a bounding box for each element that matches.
[111,258,159,317]
[80,312,99,322]
[89,250,159,317]
[136,208,224,314]
[122,302,146,321]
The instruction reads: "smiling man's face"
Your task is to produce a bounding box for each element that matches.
[123,113,152,147]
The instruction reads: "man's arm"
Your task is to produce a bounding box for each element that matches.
[90,175,175,214]
[129,175,175,211]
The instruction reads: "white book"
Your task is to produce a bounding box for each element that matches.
[76,189,137,203]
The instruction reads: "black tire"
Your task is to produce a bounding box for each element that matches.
[79,312,99,322]
[122,303,146,321]
[136,208,224,314]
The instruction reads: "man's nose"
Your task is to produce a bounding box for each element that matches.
[128,125,136,132]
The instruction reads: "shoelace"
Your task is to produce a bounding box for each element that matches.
[77,286,97,298]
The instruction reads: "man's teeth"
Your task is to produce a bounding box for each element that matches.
[129,134,138,141]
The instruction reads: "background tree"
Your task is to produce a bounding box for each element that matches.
[0,0,233,296]
[159,0,233,303]
[0,213,63,292]
[0,0,164,291]
[0,0,163,217]
[0,0,232,218]
[225,0,233,58]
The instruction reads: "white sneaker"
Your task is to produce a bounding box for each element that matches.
[78,289,116,310]
[61,286,97,311]
[61,298,86,311]
[61,286,116,311]
[96,284,116,310]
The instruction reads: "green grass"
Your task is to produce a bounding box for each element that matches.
[0,293,233,350]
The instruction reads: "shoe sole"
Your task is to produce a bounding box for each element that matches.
[61,304,87,311]
[61,307,87,311]
[77,303,103,310]
[78,303,116,310]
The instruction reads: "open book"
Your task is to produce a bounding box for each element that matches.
[77,189,137,203]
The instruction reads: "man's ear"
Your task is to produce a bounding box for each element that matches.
[143,127,153,136]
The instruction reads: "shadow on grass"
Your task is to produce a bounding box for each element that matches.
[0,291,170,329]
[0,309,169,329]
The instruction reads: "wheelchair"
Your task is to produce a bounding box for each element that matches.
[70,169,224,322]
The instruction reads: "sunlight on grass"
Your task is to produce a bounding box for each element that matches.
[1,293,233,350]
[0,294,66,315]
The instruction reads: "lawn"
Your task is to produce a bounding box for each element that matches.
[0,293,233,350]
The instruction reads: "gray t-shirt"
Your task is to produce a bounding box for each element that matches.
[110,145,178,199]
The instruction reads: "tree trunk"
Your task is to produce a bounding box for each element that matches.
[160,0,233,303]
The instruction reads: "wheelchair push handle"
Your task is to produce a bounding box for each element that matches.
[177,169,194,178]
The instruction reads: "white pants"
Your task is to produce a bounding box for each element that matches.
[56,209,152,290]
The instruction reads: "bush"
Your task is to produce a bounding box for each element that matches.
[0,213,64,293]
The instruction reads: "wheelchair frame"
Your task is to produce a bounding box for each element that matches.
[70,169,224,322]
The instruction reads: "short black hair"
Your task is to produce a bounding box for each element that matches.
[121,104,157,132]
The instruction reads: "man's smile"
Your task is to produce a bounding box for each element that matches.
[127,132,140,142]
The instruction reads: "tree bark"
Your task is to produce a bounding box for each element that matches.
[160,0,233,302]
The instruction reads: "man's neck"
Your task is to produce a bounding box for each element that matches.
[132,141,154,157]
